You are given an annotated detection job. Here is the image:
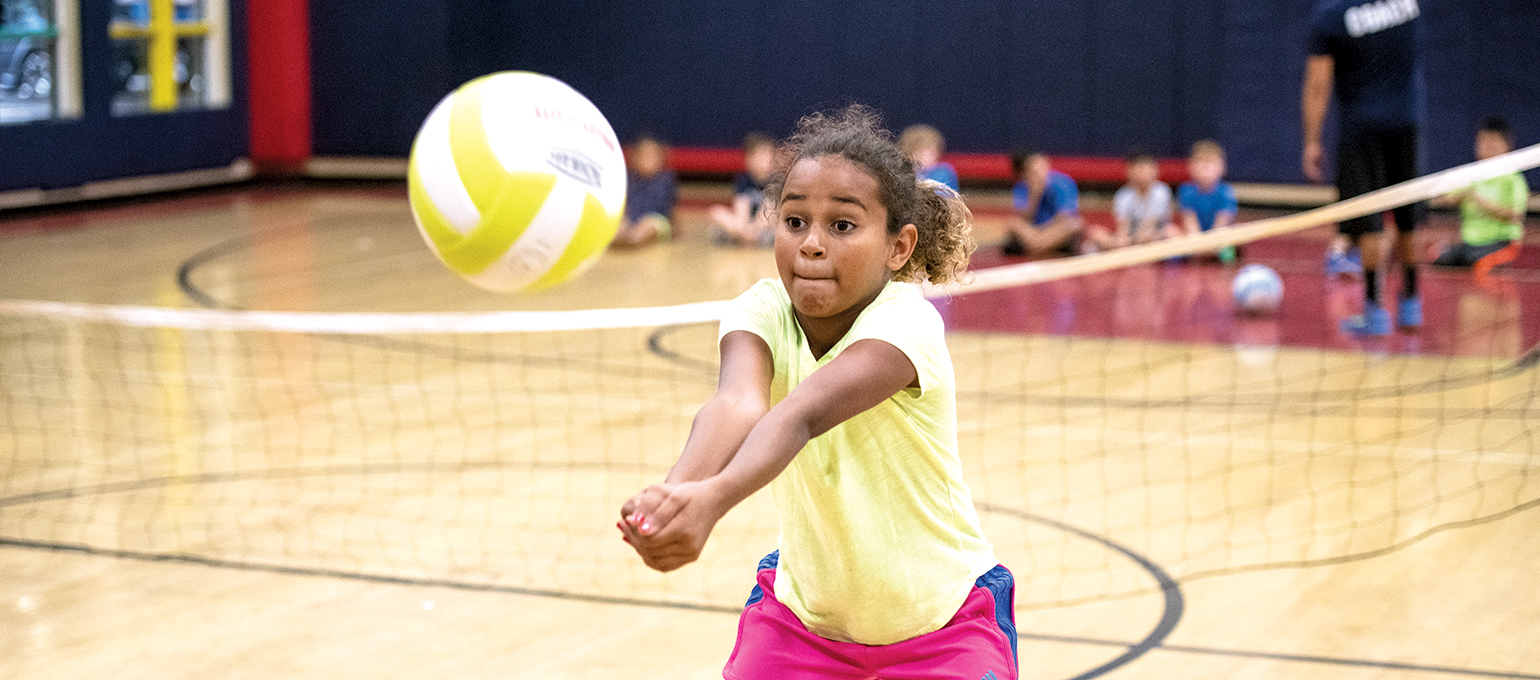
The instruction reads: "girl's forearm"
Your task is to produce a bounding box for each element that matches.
[665,395,767,484]
[700,406,811,515]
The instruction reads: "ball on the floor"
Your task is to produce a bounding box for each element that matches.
[408,71,626,292]
[1232,263,1284,314]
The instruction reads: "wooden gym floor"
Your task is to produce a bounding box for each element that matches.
[0,182,1537,679]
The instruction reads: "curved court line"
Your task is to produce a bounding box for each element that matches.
[171,232,720,382]
[982,504,1183,680]
[645,322,720,374]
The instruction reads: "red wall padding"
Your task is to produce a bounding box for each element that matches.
[248,0,312,174]
[668,148,1190,187]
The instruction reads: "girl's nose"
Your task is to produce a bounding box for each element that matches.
[800,229,824,257]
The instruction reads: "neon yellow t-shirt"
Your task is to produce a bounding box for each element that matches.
[1461,172,1529,246]
[718,278,997,645]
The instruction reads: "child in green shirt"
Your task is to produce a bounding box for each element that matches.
[1433,117,1530,269]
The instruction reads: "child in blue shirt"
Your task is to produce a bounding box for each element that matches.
[899,124,960,192]
[1175,139,1239,262]
[1003,148,1082,256]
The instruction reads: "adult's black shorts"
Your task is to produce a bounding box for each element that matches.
[1336,126,1425,236]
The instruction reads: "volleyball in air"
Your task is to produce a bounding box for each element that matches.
[407,71,626,292]
[1232,263,1284,314]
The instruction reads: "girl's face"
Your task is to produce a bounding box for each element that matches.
[774,155,915,322]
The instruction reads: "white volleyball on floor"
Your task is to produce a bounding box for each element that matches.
[1232,263,1284,314]
[407,71,626,292]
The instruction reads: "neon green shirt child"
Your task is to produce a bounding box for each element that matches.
[1460,173,1529,246]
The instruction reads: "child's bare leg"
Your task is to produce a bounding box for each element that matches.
[708,205,737,232]
[1031,216,1083,254]
[1004,216,1034,250]
[612,216,667,248]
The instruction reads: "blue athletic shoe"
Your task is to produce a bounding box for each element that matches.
[1325,248,1363,278]
[1340,304,1391,336]
[1397,295,1422,330]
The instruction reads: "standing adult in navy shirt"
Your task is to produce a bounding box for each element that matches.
[1302,0,1424,335]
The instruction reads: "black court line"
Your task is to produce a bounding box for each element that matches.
[0,535,743,615]
[7,532,1533,679]
[646,323,720,374]
[981,505,1185,680]
[0,458,669,510]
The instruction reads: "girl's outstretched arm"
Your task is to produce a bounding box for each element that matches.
[622,338,917,572]
[664,330,773,484]
[618,330,770,567]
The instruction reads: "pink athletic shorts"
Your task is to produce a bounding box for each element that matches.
[723,551,1018,680]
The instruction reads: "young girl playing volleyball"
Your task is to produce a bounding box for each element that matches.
[617,105,1017,680]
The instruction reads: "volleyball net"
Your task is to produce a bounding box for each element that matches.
[2,146,1538,613]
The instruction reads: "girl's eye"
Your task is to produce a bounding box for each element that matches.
[784,217,806,230]
[832,220,856,233]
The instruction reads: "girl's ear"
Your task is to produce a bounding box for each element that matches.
[888,223,918,272]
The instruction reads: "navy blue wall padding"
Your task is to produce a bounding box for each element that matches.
[309,2,447,157]
[0,2,247,193]
[9,1,1535,192]
[310,0,1538,184]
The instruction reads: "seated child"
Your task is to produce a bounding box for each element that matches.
[612,135,677,248]
[899,123,960,192]
[709,132,777,247]
[1085,149,1172,252]
[1431,117,1529,272]
[1175,139,1239,262]
[1003,147,1082,256]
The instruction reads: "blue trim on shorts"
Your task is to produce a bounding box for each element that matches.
[745,550,780,606]
[975,565,1018,666]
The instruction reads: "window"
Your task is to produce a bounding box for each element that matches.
[110,0,229,116]
[1,0,76,123]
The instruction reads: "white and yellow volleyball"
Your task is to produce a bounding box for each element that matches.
[408,71,626,292]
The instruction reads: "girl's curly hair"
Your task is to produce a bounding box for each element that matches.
[763,105,975,285]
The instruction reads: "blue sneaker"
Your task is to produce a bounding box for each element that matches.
[1341,304,1391,336]
[1397,295,1422,330]
[1325,248,1363,278]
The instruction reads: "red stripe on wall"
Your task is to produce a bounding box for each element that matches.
[248,0,312,175]
[667,148,1191,187]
